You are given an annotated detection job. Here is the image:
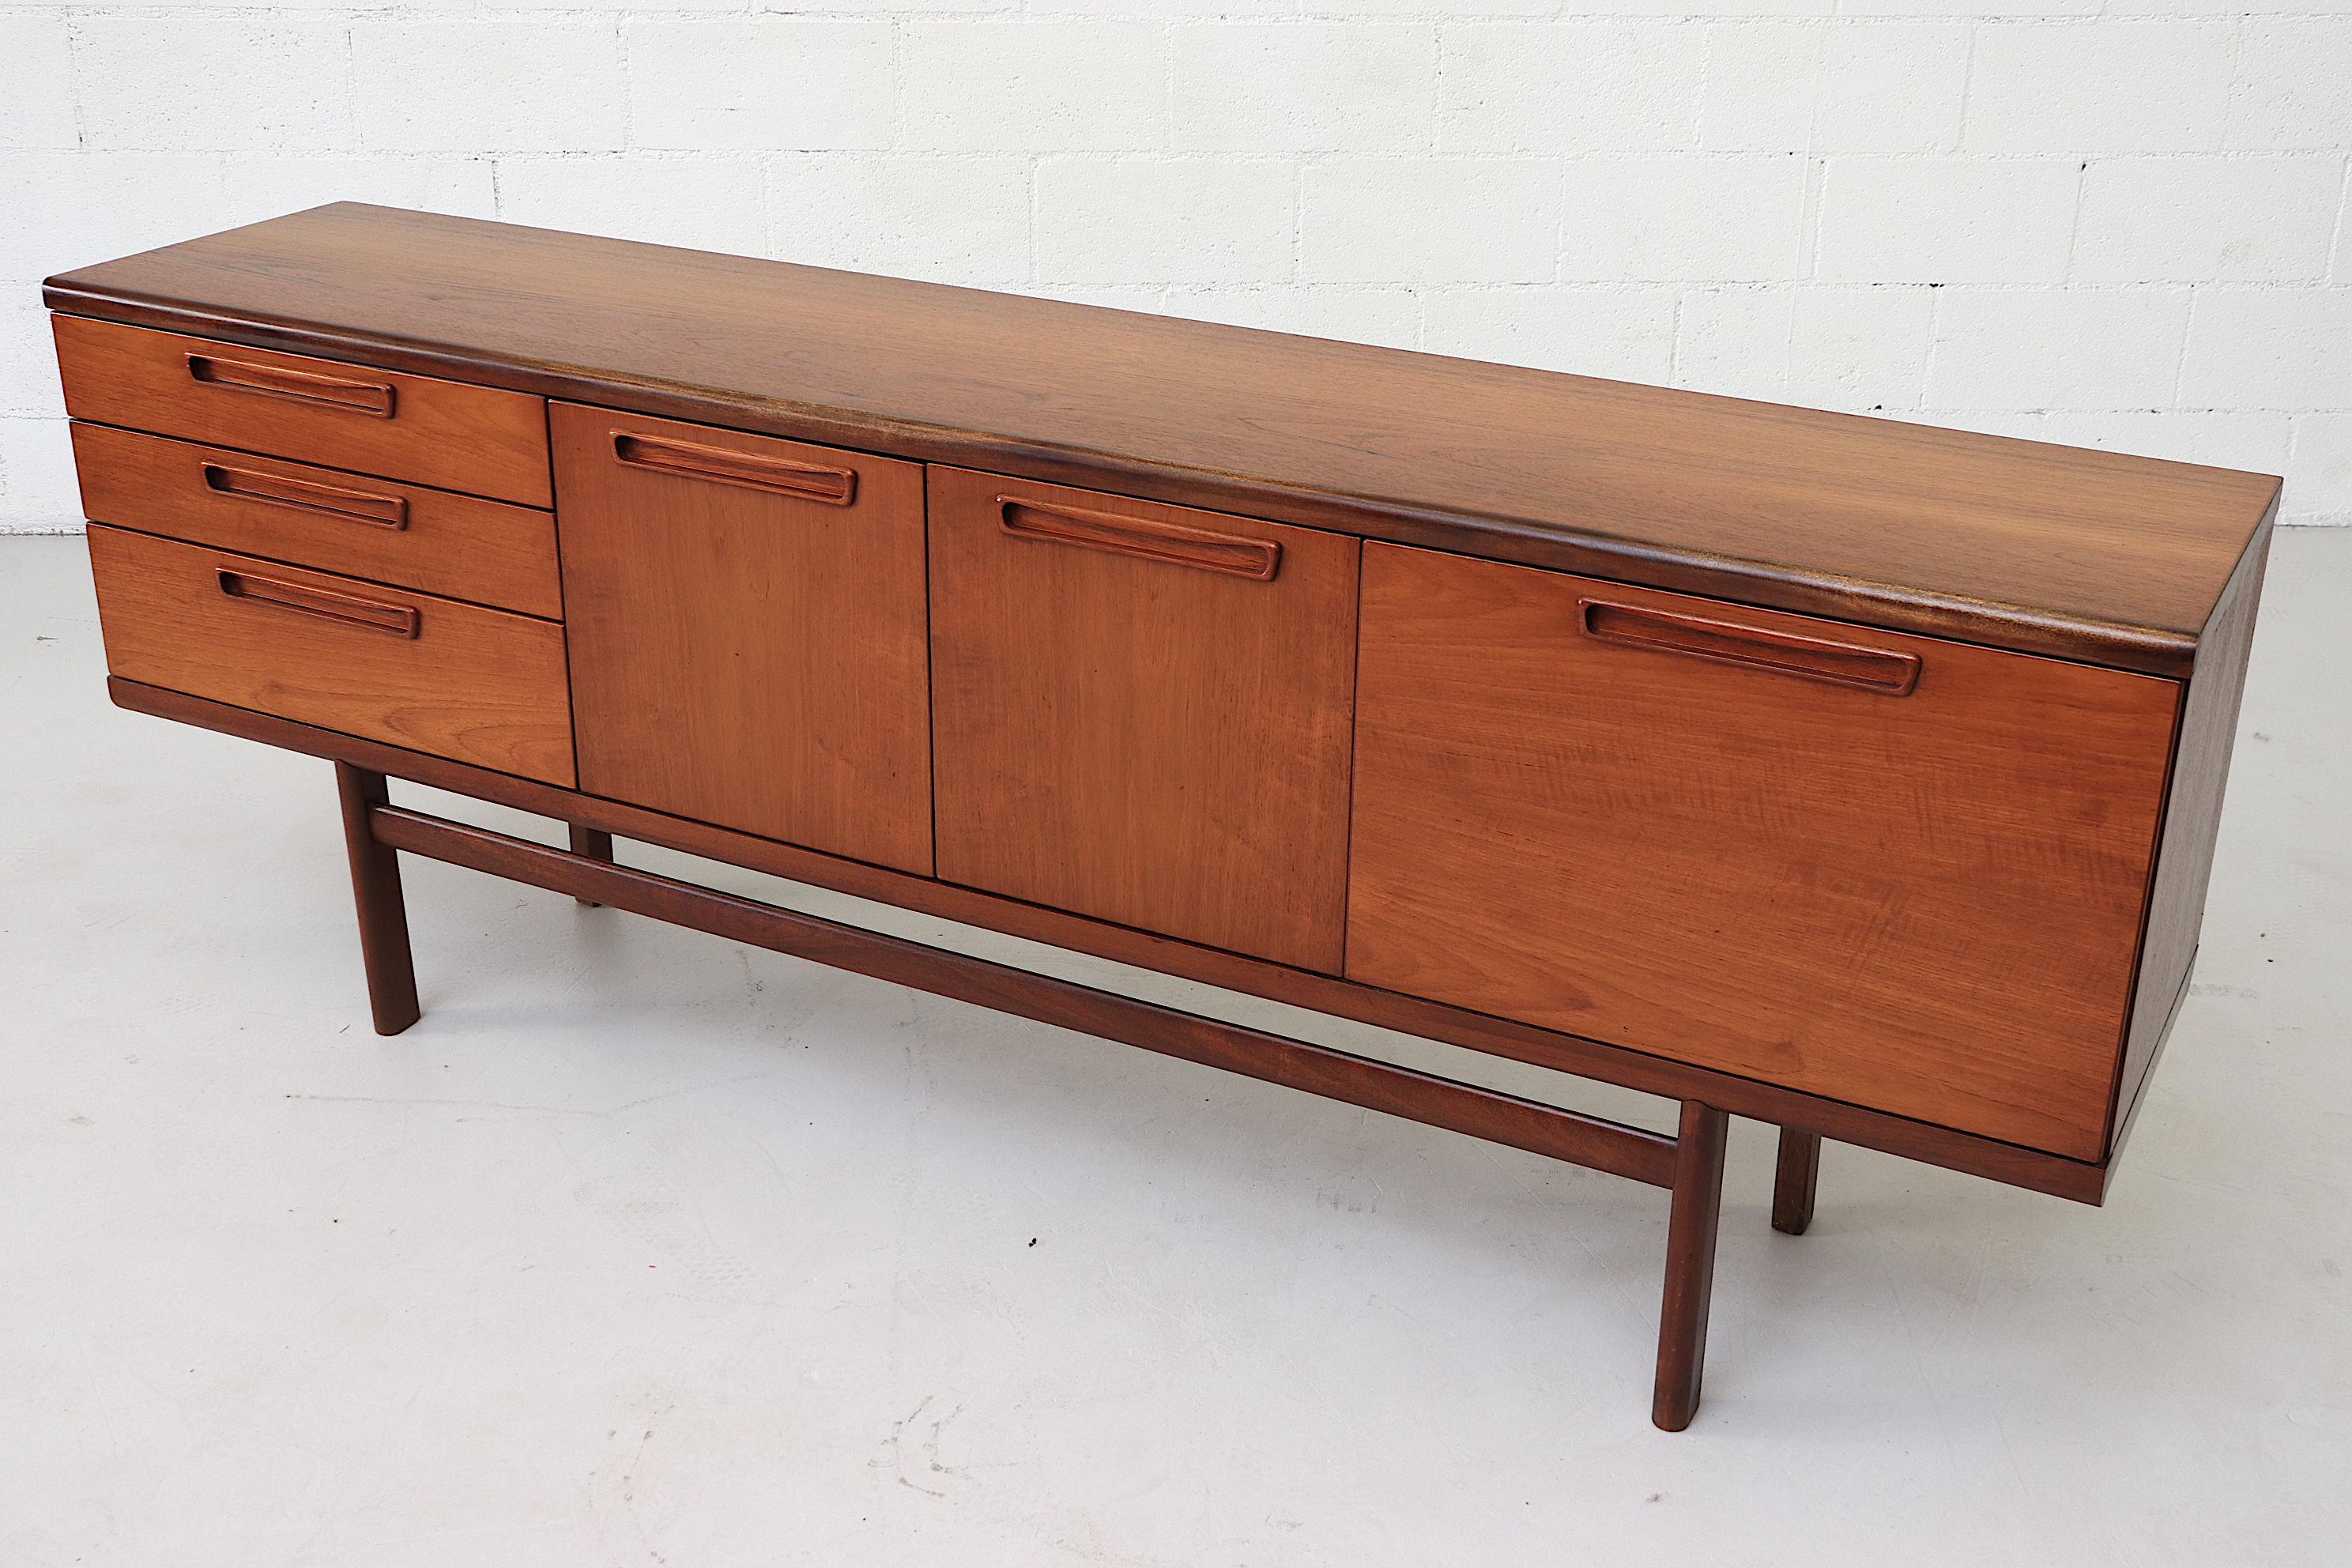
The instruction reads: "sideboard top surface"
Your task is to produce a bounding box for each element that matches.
[46,202,2277,677]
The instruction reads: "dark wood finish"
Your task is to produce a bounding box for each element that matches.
[1772,1129,1822,1235]
[45,203,2278,677]
[2106,514,2275,1154]
[1347,543,2180,1160]
[334,763,419,1035]
[53,312,551,507]
[567,824,614,907]
[1653,1101,1729,1432]
[367,803,1683,1189]
[552,402,932,875]
[104,678,2118,1205]
[89,527,575,784]
[70,423,563,618]
[929,465,1358,971]
[2103,961,2195,1194]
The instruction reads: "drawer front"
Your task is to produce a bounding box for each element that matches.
[1346,544,2179,1159]
[89,526,575,785]
[71,423,563,620]
[55,316,551,507]
[552,403,933,873]
[929,466,1359,972]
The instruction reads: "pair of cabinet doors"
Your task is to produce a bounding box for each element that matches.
[552,404,1358,974]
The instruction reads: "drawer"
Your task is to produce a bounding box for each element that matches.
[89,526,575,785]
[54,316,551,507]
[71,424,563,620]
[928,466,1359,971]
[552,404,933,873]
[1345,544,2180,1160]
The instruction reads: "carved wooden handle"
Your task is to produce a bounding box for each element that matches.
[997,496,1281,581]
[202,462,409,530]
[185,353,396,416]
[611,432,857,505]
[217,568,420,638]
[1578,599,1920,695]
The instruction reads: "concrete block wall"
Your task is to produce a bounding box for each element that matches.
[2,5,2348,530]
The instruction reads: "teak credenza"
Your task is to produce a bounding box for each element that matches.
[47,204,2276,1430]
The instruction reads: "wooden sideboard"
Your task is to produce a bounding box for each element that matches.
[47,204,2275,1430]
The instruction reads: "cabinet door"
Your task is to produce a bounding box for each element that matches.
[1346,543,2180,1160]
[928,466,1359,971]
[552,404,932,873]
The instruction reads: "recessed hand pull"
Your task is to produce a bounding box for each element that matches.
[997,496,1281,581]
[1579,598,1920,695]
[611,431,858,505]
[185,353,396,416]
[216,568,421,637]
[202,462,409,529]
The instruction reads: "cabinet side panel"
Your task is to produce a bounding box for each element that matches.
[2105,518,2273,1156]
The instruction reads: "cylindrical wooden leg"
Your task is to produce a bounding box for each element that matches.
[567,825,616,906]
[334,762,420,1036]
[1772,1128,1822,1236]
[1653,1100,1729,1432]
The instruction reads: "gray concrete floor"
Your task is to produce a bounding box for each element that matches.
[3,530,2346,1566]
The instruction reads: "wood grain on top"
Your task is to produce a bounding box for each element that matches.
[46,202,2278,675]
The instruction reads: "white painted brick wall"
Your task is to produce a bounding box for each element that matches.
[628,21,895,151]
[1038,157,1294,283]
[1816,157,2083,284]
[1179,24,1434,152]
[1441,25,1704,153]
[1699,23,1970,154]
[1966,23,2236,153]
[350,24,628,153]
[2,5,2348,530]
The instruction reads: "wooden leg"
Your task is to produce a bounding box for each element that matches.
[1653,1099,1729,1432]
[567,825,616,906]
[1772,1128,1822,1236]
[334,762,420,1036]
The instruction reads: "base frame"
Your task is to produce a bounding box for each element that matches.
[334,764,1815,1430]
